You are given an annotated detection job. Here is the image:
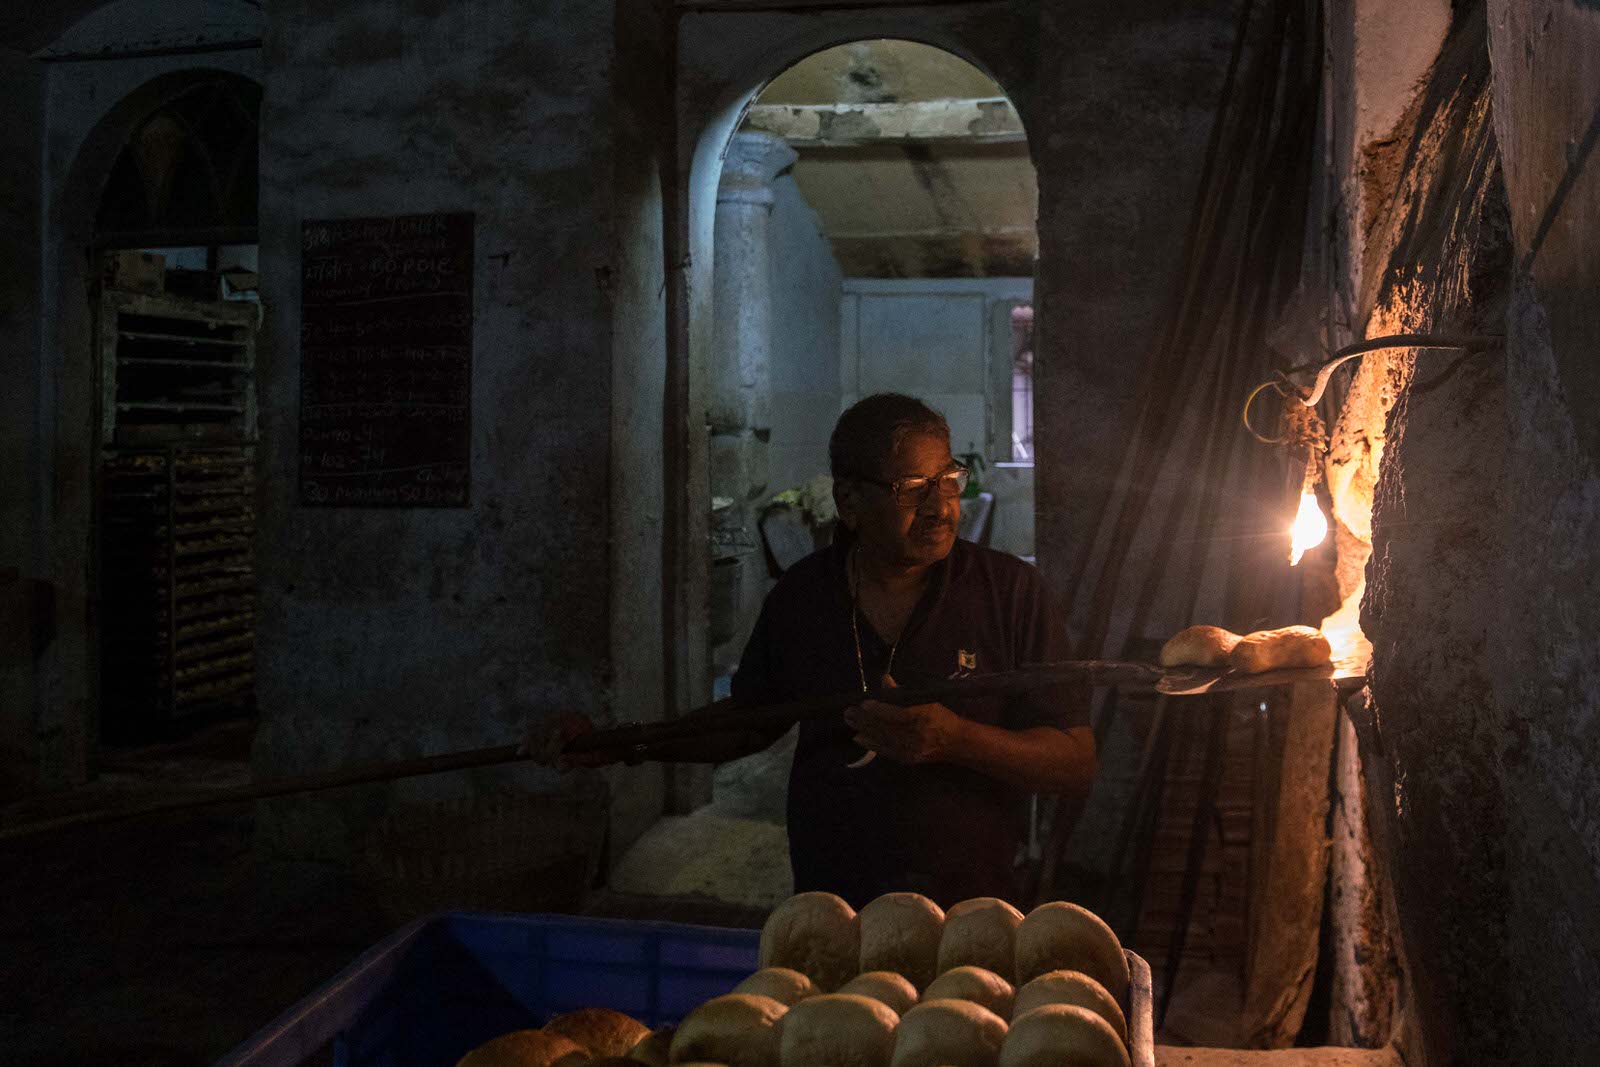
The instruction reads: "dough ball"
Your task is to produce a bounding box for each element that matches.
[1228,625,1331,674]
[937,898,1024,980]
[838,971,919,1016]
[760,892,860,992]
[923,966,1015,1019]
[1011,972,1126,1043]
[545,1008,653,1058]
[735,968,819,1007]
[890,999,1008,1067]
[670,993,787,1067]
[1158,626,1241,668]
[999,1005,1128,1067]
[628,1028,676,1067]
[1014,902,1129,1000]
[777,992,900,1067]
[456,1030,588,1067]
[858,892,945,990]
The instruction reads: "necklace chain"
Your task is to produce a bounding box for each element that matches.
[850,545,898,693]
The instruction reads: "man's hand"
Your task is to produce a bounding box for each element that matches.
[844,674,967,765]
[518,712,617,770]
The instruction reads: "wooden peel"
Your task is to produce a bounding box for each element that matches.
[0,659,1364,842]
[562,660,1161,756]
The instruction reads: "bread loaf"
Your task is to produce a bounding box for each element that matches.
[1013,903,1129,1001]
[735,968,818,1007]
[456,1030,588,1067]
[1227,625,1331,674]
[1158,625,1241,667]
[670,994,787,1067]
[545,1008,652,1058]
[777,993,900,1067]
[922,966,1015,1019]
[999,1005,1128,1067]
[858,892,944,990]
[838,971,919,1016]
[760,892,860,992]
[890,999,1008,1067]
[937,898,1024,980]
[1011,971,1126,1043]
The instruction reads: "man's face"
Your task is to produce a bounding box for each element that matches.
[841,431,961,569]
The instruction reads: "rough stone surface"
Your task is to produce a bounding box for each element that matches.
[1240,683,1338,1049]
[251,0,639,882]
[764,172,843,499]
[605,0,675,866]
[1339,3,1600,1061]
[1325,714,1395,1049]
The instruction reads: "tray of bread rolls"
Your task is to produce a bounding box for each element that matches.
[219,894,1151,1067]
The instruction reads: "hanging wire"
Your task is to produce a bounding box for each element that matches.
[1241,374,1299,444]
[1242,332,1503,445]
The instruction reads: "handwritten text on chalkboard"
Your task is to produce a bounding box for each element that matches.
[299,213,473,507]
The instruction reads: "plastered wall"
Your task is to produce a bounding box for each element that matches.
[249,0,645,886]
[765,173,842,500]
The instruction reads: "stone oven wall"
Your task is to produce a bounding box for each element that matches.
[1329,1,1600,1060]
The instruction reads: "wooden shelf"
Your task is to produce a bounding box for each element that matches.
[97,438,256,744]
[120,357,250,369]
[119,329,249,347]
[116,401,246,413]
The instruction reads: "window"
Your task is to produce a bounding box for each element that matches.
[1009,303,1035,463]
[96,77,260,249]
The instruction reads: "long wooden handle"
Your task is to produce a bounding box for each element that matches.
[0,661,1158,842]
[563,660,1159,754]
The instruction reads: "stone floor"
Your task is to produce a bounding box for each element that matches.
[0,723,1404,1066]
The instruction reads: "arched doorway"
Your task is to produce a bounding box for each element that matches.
[88,73,262,749]
[715,47,1037,655]
[619,38,1040,908]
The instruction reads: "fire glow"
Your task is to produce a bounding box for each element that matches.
[1289,490,1328,566]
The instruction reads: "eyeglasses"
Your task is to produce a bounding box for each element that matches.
[856,464,970,508]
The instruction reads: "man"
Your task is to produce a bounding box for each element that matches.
[534,393,1096,907]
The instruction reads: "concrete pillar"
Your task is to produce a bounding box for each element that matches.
[711,131,795,434]
[709,131,795,669]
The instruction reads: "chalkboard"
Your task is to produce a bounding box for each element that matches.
[299,212,473,507]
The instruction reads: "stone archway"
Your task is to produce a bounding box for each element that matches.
[662,17,1041,807]
[37,64,260,786]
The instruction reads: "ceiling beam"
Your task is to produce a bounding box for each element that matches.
[743,98,1025,147]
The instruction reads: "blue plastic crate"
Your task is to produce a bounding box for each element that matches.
[218,912,760,1067]
[219,911,1155,1067]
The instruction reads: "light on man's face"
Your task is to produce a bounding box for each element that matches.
[1289,490,1328,566]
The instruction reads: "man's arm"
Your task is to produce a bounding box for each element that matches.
[944,720,1096,793]
[844,697,1097,794]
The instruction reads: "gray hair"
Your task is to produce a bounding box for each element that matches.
[829,393,951,482]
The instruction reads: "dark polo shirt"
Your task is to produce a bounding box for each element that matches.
[731,536,1087,909]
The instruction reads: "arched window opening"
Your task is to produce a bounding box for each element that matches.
[93,74,261,747]
[96,76,260,249]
